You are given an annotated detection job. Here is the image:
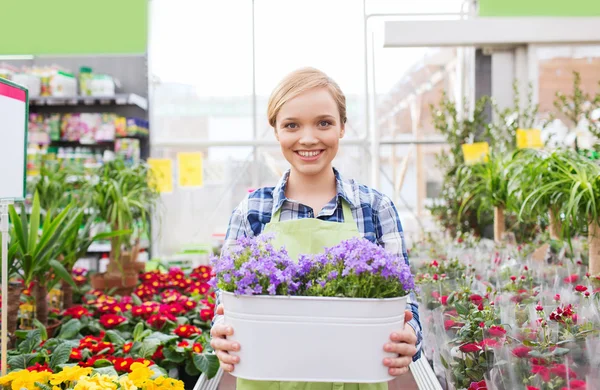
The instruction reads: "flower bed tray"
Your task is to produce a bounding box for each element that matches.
[222,291,408,383]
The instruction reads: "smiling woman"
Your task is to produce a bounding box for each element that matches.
[210,67,422,390]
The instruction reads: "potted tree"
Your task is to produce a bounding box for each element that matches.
[8,192,78,327]
[86,159,160,293]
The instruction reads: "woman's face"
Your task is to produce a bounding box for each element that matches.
[274,87,345,177]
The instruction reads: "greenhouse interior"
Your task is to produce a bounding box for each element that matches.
[1,0,600,389]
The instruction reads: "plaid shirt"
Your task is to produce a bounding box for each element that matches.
[213,168,422,361]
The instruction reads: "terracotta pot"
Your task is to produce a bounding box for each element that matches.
[90,273,106,290]
[104,272,138,296]
[46,318,62,338]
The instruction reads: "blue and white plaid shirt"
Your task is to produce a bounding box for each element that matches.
[213,167,422,361]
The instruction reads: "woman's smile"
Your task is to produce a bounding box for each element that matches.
[295,149,324,161]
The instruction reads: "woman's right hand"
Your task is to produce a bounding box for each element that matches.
[210,304,240,373]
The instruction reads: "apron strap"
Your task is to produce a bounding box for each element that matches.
[271,198,355,224]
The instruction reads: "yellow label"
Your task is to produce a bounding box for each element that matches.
[461,142,490,165]
[177,152,203,188]
[516,128,543,149]
[148,158,173,193]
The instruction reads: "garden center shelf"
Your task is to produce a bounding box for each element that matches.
[29,93,148,110]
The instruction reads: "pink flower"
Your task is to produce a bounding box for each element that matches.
[433,274,439,281]
[444,320,457,330]
[550,364,577,380]
[459,343,482,353]
[468,380,487,390]
[527,387,540,390]
[430,260,439,267]
[563,380,587,390]
[554,294,561,301]
[479,322,485,328]
[431,291,441,299]
[532,365,551,382]
[510,276,517,282]
[511,346,531,358]
[575,285,588,293]
[441,296,448,305]
[480,338,500,348]
[470,294,484,305]
[585,291,590,297]
[488,325,506,337]
[564,274,579,284]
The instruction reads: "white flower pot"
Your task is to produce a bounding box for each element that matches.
[221,291,409,383]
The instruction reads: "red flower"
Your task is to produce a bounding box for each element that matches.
[79,355,111,368]
[468,380,487,390]
[182,300,197,311]
[444,320,457,330]
[469,294,483,305]
[510,276,517,282]
[575,285,588,293]
[479,322,485,328]
[26,363,52,373]
[432,274,439,281]
[99,314,127,329]
[174,325,200,338]
[564,274,579,284]
[63,306,90,319]
[152,345,165,361]
[480,338,500,348]
[200,309,214,322]
[477,303,484,311]
[93,341,115,355]
[178,340,190,348]
[554,294,561,301]
[511,346,531,358]
[70,348,83,360]
[430,260,439,267]
[193,343,204,354]
[536,304,544,311]
[459,343,482,353]
[532,365,551,382]
[441,296,449,305]
[123,342,133,354]
[527,387,540,390]
[550,364,577,380]
[114,357,135,373]
[147,313,176,330]
[563,380,587,390]
[488,325,506,337]
[530,358,548,366]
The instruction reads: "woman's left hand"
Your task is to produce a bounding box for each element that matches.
[383,311,418,376]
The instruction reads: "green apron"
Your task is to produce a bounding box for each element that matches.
[236,200,387,390]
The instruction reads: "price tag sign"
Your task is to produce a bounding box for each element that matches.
[516,128,543,149]
[461,142,490,165]
[148,158,173,193]
[177,152,203,188]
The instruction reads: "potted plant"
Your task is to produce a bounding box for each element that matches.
[58,209,130,308]
[8,192,79,327]
[212,235,415,383]
[457,153,512,243]
[86,159,160,293]
[523,151,600,276]
[0,232,24,340]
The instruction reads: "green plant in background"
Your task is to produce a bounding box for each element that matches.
[34,161,69,215]
[554,71,600,151]
[486,82,539,155]
[428,92,492,238]
[0,232,24,337]
[87,159,160,275]
[457,154,512,243]
[8,192,79,326]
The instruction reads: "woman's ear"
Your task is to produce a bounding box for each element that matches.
[274,127,279,141]
[340,122,345,139]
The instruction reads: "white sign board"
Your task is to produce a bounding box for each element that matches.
[0,78,28,200]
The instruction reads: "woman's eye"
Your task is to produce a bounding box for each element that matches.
[318,120,332,127]
[284,123,298,129]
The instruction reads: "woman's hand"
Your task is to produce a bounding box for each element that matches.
[383,311,418,376]
[209,304,240,372]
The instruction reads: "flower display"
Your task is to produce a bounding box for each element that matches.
[211,235,415,299]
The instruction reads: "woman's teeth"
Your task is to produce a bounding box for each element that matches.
[298,151,321,157]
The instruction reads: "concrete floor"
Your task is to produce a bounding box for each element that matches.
[218,373,420,390]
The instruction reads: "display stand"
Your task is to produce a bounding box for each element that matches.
[0,78,28,376]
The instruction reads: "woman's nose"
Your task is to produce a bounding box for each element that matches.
[298,128,319,145]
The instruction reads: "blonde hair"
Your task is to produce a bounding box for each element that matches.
[267,67,347,128]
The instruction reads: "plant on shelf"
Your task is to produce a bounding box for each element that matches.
[86,159,160,292]
[8,192,79,327]
[33,161,70,215]
[428,92,492,238]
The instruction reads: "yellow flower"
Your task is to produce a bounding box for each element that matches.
[50,366,93,385]
[118,376,139,390]
[0,370,20,386]
[73,374,118,390]
[128,362,154,386]
[9,370,52,390]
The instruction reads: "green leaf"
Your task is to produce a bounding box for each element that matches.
[50,343,72,370]
[106,330,126,346]
[163,348,185,363]
[33,319,48,341]
[35,383,52,390]
[49,259,78,289]
[93,359,113,368]
[139,340,160,359]
[133,322,145,342]
[522,339,539,347]
[7,353,38,370]
[145,332,179,344]
[185,357,201,376]
[528,350,546,359]
[93,366,119,376]
[552,347,570,356]
[455,303,470,316]
[18,329,42,354]
[132,293,143,307]
[28,192,41,253]
[193,353,220,379]
[57,318,82,339]
[149,364,168,379]
[177,317,189,325]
